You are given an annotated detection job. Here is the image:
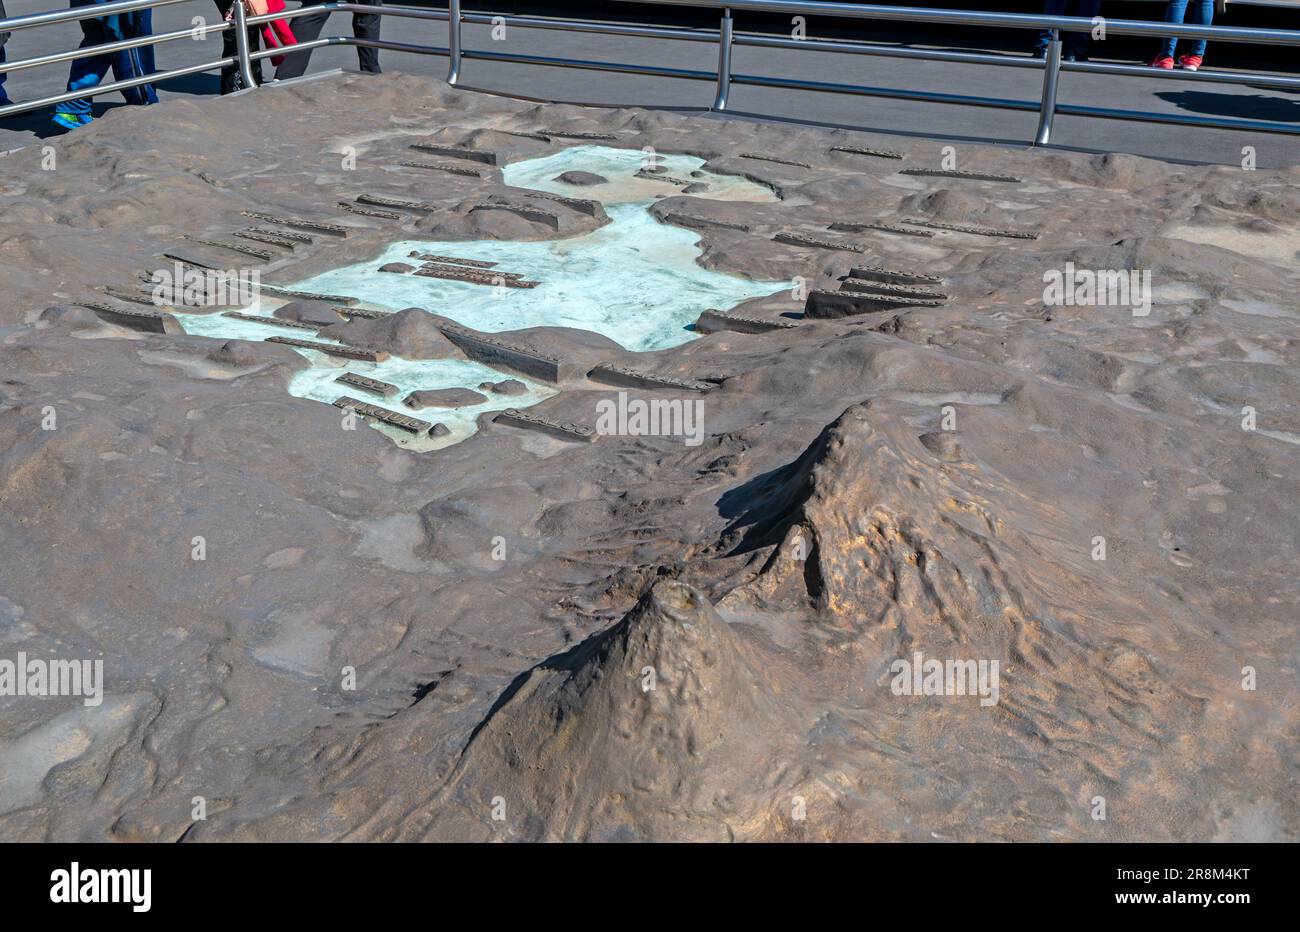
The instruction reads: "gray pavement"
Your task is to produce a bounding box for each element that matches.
[1,0,1298,166]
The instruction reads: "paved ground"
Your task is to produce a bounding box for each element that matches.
[1,0,1298,165]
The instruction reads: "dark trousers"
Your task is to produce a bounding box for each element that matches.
[215,0,262,94]
[274,0,381,81]
[1034,0,1103,60]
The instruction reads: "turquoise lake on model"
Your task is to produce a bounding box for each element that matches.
[176,145,790,447]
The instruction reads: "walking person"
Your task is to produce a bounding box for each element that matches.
[1,0,16,107]
[1149,0,1214,70]
[273,0,382,82]
[53,0,157,130]
[1033,1,1103,64]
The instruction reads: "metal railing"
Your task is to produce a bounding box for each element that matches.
[2,0,1299,144]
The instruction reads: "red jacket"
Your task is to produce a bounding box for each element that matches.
[259,0,297,67]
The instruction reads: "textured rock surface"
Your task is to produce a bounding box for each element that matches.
[0,73,1296,843]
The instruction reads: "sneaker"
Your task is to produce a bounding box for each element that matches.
[52,111,93,131]
[1148,55,1175,69]
[1177,54,1203,71]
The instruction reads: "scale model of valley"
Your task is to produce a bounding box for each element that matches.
[176,146,789,448]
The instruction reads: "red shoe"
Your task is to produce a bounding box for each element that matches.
[1177,54,1203,71]
[1148,55,1175,69]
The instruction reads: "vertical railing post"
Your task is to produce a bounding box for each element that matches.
[1033,30,1061,146]
[447,0,463,85]
[232,0,259,90]
[712,7,733,111]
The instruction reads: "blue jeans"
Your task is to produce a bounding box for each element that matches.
[1161,0,1213,59]
[62,1,157,117]
[0,45,9,104]
[1034,0,1103,60]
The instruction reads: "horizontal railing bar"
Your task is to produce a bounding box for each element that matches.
[462,47,717,82]
[734,33,1045,69]
[1062,58,1300,90]
[246,35,448,63]
[734,32,1300,89]
[0,0,194,33]
[244,3,447,26]
[609,0,1300,46]
[0,22,231,77]
[0,57,235,119]
[725,68,1300,135]
[462,12,720,43]
[732,70,1042,111]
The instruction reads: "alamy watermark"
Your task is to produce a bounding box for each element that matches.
[1043,262,1151,316]
[594,391,705,446]
[889,651,1000,707]
[147,261,260,307]
[0,652,103,706]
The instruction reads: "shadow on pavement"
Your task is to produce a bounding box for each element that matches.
[1156,89,1300,124]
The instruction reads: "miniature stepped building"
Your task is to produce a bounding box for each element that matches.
[409,143,499,166]
[804,289,944,318]
[183,237,276,261]
[804,265,950,319]
[333,396,433,435]
[507,189,604,219]
[739,153,811,168]
[261,284,357,306]
[408,253,497,268]
[773,231,866,253]
[899,168,1021,183]
[240,211,349,236]
[694,308,800,334]
[435,322,577,383]
[839,280,949,301]
[397,161,484,178]
[469,201,562,230]
[339,201,402,220]
[635,168,694,186]
[75,301,181,333]
[900,218,1039,239]
[356,194,436,213]
[828,221,934,238]
[335,372,399,397]
[413,263,539,288]
[661,213,751,233]
[264,336,388,362]
[535,130,618,140]
[223,311,320,331]
[587,363,713,393]
[242,226,313,244]
[847,265,943,286]
[830,144,904,160]
[233,229,300,249]
[494,407,596,442]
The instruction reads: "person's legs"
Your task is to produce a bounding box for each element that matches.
[352,0,381,73]
[112,9,157,105]
[215,0,263,93]
[1183,0,1213,59]
[0,0,10,105]
[0,45,10,107]
[1161,0,1191,60]
[1034,0,1068,56]
[274,0,331,81]
[61,10,115,120]
[1063,0,1102,59]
